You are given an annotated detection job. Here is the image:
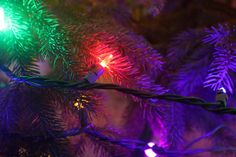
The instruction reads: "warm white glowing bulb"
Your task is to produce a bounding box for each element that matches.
[0,8,7,31]
[100,54,113,68]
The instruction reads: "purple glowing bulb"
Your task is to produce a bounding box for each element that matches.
[144,142,157,157]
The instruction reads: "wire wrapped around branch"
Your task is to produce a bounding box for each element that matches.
[1,65,232,115]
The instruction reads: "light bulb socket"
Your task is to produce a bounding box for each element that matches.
[84,67,104,83]
[216,89,228,107]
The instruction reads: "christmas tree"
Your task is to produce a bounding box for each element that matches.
[1,0,236,157]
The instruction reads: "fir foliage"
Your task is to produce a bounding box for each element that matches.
[1,0,236,157]
[203,24,236,93]
[0,84,71,156]
[0,0,69,71]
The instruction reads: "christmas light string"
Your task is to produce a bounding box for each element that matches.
[0,65,232,114]
[2,124,236,157]
[1,58,233,156]
[59,125,236,157]
[1,63,233,156]
[0,41,232,155]
[0,62,234,156]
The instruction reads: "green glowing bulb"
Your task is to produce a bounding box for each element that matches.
[0,8,7,31]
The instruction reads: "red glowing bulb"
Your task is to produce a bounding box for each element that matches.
[99,54,113,68]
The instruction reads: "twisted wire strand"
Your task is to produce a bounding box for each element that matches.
[0,65,230,114]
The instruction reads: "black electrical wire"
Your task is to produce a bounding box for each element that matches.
[0,65,232,114]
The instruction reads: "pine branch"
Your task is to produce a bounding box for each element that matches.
[203,24,236,93]
[0,84,72,157]
[0,0,70,71]
[171,49,211,95]
[167,29,207,70]
[71,20,167,95]
[86,128,129,157]
[163,103,185,150]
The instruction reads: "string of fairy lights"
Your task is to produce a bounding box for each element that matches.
[0,5,235,157]
[0,56,233,157]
